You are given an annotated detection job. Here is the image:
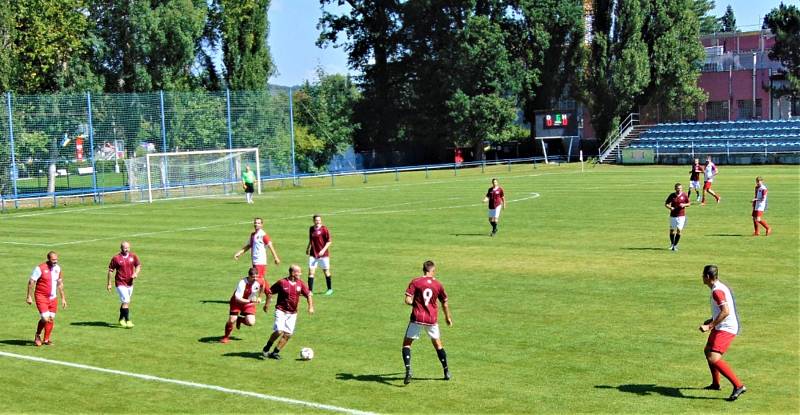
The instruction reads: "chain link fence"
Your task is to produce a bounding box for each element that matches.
[0,89,293,207]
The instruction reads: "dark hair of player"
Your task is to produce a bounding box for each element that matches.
[703,265,718,280]
[423,260,435,273]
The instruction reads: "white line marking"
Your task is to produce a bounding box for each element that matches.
[0,351,377,415]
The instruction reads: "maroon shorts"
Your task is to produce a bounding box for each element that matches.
[752,210,763,219]
[703,181,713,190]
[35,295,57,314]
[229,298,255,316]
[705,329,736,354]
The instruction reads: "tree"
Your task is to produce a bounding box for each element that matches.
[584,0,650,141]
[640,0,707,120]
[693,0,722,34]
[202,0,275,90]
[11,0,102,93]
[0,1,16,92]
[720,4,736,32]
[764,3,800,113]
[293,68,360,171]
[508,0,585,137]
[318,0,404,156]
[89,0,206,92]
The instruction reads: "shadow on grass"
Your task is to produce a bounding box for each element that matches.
[222,351,264,360]
[0,339,37,347]
[336,372,441,387]
[198,336,239,343]
[621,247,668,251]
[200,300,229,304]
[452,233,491,237]
[595,384,723,400]
[707,234,745,237]
[70,321,120,328]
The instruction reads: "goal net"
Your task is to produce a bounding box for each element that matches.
[125,148,260,203]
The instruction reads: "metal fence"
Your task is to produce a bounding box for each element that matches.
[0,89,293,205]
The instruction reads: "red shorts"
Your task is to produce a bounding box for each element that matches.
[705,329,736,354]
[703,181,713,190]
[35,295,57,314]
[229,298,255,316]
[752,210,763,219]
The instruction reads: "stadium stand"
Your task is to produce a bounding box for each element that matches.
[626,119,800,162]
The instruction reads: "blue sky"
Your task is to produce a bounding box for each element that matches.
[267,0,790,87]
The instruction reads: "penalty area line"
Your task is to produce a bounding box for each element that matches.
[0,351,377,415]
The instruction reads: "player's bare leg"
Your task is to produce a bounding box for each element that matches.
[222,314,238,343]
[43,316,55,345]
[431,338,451,380]
[34,318,45,346]
[402,338,414,384]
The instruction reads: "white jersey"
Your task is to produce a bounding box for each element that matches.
[233,277,262,302]
[30,264,61,299]
[754,184,768,211]
[710,281,739,335]
[704,162,718,183]
[248,229,271,265]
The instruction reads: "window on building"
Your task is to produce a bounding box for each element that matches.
[737,99,763,119]
[705,101,729,121]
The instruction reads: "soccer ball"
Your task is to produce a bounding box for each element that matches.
[300,347,314,361]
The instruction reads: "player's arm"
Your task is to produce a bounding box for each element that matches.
[442,300,453,326]
[262,290,272,312]
[318,239,331,257]
[234,243,252,260]
[58,278,67,308]
[267,242,280,265]
[404,293,413,305]
[306,295,314,315]
[306,240,312,256]
[26,279,35,304]
[132,261,141,280]
[699,303,729,332]
[106,268,115,291]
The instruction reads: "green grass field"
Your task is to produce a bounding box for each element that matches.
[0,163,798,414]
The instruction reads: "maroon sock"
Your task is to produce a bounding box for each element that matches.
[36,320,45,336]
[44,321,54,341]
[707,361,720,386]
[224,321,234,337]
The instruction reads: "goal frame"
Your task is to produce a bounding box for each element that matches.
[144,148,260,203]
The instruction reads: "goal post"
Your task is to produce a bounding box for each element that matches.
[126,148,260,203]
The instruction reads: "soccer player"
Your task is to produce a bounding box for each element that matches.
[234,217,280,295]
[751,176,771,236]
[698,265,746,401]
[483,178,505,236]
[689,158,703,202]
[107,241,141,328]
[402,260,453,385]
[261,264,314,360]
[701,156,721,205]
[665,183,691,251]
[306,214,333,295]
[221,267,262,344]
[25,251,67,346]
[242,165,256,204]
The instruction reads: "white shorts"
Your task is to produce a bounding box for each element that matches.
[690,180,700,189]
[273,309,298,335]
[488,206,502,219]
[40,311,56,319]
[670,216,686,230]
[308,256,330,270]
[404,322,440,340]
[116,285,134,304]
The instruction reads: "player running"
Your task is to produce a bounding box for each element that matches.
[701,156,721,205]
[262,265,314,360]
[221,267,262,344]
[665,183,691,251]
[234,217,280,297]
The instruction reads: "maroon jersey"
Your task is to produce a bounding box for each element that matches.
[308,225,331,258]
[108,253,140,287]
[665,192,689,217]
[405,276,448,326]
[690,163,702,181]
[486,186,505,209]
[270,278,310,314]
